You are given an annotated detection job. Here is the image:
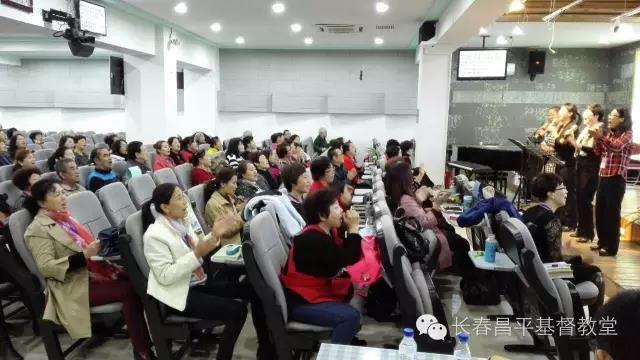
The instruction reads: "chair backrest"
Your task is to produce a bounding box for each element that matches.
[27,144,42,151]
[7,209,44,289]
[42,142,57,149]
[373,199,391,219]
[173,163,193,190]
[301,137,313,154]
[393,244,425,315]
[499,218,562,314]
[152,168,181,188]
[376,214,399,276]
[128,173,156,209]
[243,212,290,320]
[92,134,105,144]
[125,211,150,278]
[373,189,386,203]
[198,143,210,152]
[67,191,112,238]
[0,165,14,182]
[112,161,129,180]
[40,172,60,182]
[78,165,95,188]
[187,183,209,233]
[98,182,136,227]
[0,180,23,209]
[35,159,48,173]
[34,149,53,161]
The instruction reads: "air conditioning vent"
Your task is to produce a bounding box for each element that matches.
[375,25,395,30]
[316,24,364,34]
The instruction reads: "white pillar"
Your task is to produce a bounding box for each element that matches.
[183,67,217,135]
[124,25,178,144]
[415,47,452,186]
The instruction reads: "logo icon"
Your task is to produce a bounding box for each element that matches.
[416,314,447,340]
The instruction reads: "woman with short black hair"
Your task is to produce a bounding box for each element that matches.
[309,156,334,193]
[249,151,278,190]
[281,162,310,214]
[191,149,215,186]
[235,160,266,200]
[280,189,362,344]
[225,138,244,169]
[203,167,244,246]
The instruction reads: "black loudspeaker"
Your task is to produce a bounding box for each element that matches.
[528,51,546,75]
[68,40,94,58]
[110,56,125,95]
[177,71,184,90]
[419,21,437,43]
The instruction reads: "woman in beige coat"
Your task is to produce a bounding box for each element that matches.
[24,178,154,360]
[203,166,245,246]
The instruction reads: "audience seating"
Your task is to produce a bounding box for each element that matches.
[78,165,94,188]
[33,150,53,161]
[39,172,59,182]
[34,160,48,173]
[111,161,129,181]
[173,163,193,190]
[198,144,210,152]
[118,211,222,360]
[92,134,105,144]
[242,211,333,360]
[0,181,22,209]
[27,144,41,151]
[42,142,56,150]
[97,182,137,227]
[7,209,124,360]
[142,144,155,153]
[301,137,313,155]
[66,191,113,238]
[0,165,13,182]
[186,184,209,234]
[128,174,156,209]
[152,168,181,189]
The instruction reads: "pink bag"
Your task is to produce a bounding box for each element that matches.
[346,234,383,296]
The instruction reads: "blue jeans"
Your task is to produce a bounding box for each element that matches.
[289,302,360,344]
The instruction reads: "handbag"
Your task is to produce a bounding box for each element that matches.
[393,213,429,263]
[97,227,121,259]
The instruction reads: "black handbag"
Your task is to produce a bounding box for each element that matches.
[97,227,121,259]
[393,211,429,263]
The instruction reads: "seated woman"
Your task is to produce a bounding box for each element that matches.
[12,149,36,173]
[167,136,185,166]
[0,135,12,166]
[124,141,151,183]
[309,156,335,193]
[142,183,273,360]
[280,189,362,344]
[111,139,128,161]
[249,151,279,190]
[225,138,245,169]
[207,136,223,156]
[12,167,41,211]
[204,167,244,246]
[47,146,76,171]
[281,162,310,215]
[276,143,293,170]
[191,149,215,186]
[8,133,27,161]
[522,173,604,314]
[385,160,453,270]
[152,140,176,171]
[24,178,154,360]
[235,160,267,200]
[73,135,90,166]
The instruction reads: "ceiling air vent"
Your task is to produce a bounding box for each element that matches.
[316,24,364,34]
[375,25,395,30]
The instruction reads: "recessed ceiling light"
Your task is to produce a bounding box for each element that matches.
[272,2,285,14]
[508,0,525,13]
[479,27,489,35]
[235,36,245,45]
[290,23,302,32]
[210,22,222,32]
[375,2,389,13]
[173,2,187,14]
[511,25,524,36]
[496,35,509,45]
[304,37,313,45]
[374,37,384,45]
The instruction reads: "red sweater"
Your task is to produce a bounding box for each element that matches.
[153,155,175,171]
[181,150,195,163]
[309,180,327,193]
[342,154,360,185]
[192,167,215,186]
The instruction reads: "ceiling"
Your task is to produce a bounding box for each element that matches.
[465,21,640,48]
[500,0,640,22]
[120,0,447,49]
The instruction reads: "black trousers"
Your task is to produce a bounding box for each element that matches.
[556,162,577,228]
[171,280,273,360]
[575,157,600,239]
[595,175,626,254]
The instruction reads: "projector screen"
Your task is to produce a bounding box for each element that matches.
[79,0,107,36]
[457,49,508,80]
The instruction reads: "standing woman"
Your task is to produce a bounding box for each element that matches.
[569,104,604,243]
[553,102,580,231]
[592,108,635,256]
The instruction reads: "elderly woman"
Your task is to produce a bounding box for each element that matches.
[204,167,244,246]
[235,160,267,200]
[12,149,36,173]
[152,140,175,171]
[191,149,215,186]
[24,178,153,359]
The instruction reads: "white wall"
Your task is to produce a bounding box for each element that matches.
[0,107,126,132]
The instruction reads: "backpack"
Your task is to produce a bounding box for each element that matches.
[392,215,428,263]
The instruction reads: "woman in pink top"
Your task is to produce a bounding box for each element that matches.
[152,140,176,171]
[385,160,452,270]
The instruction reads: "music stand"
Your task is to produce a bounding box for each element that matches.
[508,138,540,209]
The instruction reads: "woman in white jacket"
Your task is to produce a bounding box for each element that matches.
[142,183,274,360]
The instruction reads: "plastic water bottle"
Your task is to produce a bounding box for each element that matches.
[453,331,471,359]
[398,328,417,360]
[484,235,498,263]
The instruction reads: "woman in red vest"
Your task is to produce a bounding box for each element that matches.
[280,189,362,344]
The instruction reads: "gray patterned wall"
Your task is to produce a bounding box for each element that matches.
[448,45,636,146]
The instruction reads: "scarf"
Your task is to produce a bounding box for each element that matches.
[47,211,120,282]
[163,216,207,286]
